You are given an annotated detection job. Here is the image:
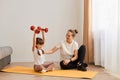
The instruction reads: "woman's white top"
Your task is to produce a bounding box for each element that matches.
[55,40,78,60]
[33,48,45,65]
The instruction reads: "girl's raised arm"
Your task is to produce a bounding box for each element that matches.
[32,32,36,52]
[42,31,45,43]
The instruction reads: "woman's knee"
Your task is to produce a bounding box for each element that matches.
[78,44,86,53]
[80,45,86,50]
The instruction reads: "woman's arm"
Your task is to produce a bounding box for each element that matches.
[45,47,59,54]
[32,32,36,52]
[63,50,78,65]
[70,50,78,61]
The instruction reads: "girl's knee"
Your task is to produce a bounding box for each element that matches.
[49,62,55,67]
[34,65,42,72]
[51,62,55,65]
[50,62,55,67]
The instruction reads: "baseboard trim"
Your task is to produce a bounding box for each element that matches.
[109,71,120,79]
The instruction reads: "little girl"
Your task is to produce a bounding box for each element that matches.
[32,30,54,72]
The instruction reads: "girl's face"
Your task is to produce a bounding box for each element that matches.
[36,44,44,49]
[66,31,74,43]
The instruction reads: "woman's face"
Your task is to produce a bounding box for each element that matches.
[66,31,74,43]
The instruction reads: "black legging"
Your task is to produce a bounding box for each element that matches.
[60,44,86,69]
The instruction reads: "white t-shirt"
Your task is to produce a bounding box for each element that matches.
[33,48,45,65]
[55,40,78,60]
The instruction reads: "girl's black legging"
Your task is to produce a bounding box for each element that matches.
[60,45,86,69]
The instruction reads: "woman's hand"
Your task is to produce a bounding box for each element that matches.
[63,59,70,65]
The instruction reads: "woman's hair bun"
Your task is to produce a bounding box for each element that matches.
[74,29,78,34]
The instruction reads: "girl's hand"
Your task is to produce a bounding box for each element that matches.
[63,59,70,65]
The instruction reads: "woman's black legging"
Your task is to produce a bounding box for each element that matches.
[60,44,86,69]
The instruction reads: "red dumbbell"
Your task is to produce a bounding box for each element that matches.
[41,28,48,33]
[30,26,35,31]
[37,26,42,31]
[30,26,40,34]
[30,26,48,33]
[45,28,48,33]
[35,28,40,34]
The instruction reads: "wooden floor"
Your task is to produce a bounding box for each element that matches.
[0,62,120,80]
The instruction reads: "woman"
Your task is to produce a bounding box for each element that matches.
[45,29,88,71]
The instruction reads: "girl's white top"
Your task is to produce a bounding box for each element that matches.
[33,48,45,65]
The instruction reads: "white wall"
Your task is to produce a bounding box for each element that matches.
[0,0,84,62]
[77,0,84,45]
